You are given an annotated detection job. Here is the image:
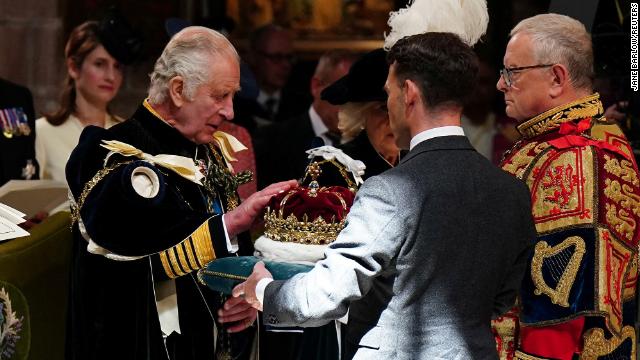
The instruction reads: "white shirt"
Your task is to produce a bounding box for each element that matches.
[257,89,282,114]
[308,106,336,146]
[409,126,465,150]
[36,114,120,183]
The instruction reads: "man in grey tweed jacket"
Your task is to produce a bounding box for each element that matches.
[230,32,536,359]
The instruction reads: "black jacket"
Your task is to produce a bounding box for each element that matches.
[65,104,253,360]
[0,78,38,185]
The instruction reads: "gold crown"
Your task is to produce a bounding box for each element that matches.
[263,208,347,245]
[263,159,355,245]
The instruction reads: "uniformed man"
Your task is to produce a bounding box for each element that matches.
[65,26,296,360]
[0,78,38,186]
[492,13,640,360]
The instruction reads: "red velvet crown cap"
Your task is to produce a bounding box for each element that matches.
[268,186,355,223]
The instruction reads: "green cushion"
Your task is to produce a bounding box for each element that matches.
[0,212,72,360]
[197,256,313,295]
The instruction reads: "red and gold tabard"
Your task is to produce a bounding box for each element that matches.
[493,93,639,360]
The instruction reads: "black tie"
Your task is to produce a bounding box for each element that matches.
[264,97,277,120]
[325,132,341,146]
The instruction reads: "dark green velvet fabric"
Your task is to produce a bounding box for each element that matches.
[0,211,72,360]
[198,256,313,295]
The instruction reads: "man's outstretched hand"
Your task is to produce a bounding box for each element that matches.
[224,180,297,238]
[232,261,273,312]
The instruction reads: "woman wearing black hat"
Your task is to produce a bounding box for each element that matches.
[36,15,139,184]
[320,48,400,183]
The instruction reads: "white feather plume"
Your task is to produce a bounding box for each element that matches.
[384,0,489,50]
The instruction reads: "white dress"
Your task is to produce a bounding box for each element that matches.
[35,114,120,183]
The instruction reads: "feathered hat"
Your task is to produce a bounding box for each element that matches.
[383,0,489,50]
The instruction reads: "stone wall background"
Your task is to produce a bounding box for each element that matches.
[0,0,183,120]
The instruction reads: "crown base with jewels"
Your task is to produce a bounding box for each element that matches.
[263,208,346,245]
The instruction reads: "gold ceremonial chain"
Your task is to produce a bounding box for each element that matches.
[70,161,132,226]
[204,144,252,211]
[199,270,248,281]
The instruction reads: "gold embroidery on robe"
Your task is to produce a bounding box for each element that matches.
[492,308,519,360]
[160,219,217,279]
[596,228,634,336]
[603,154,640,187]
[605,203,636,242]
[590,124,634,160]
[604,179,640,217]
[517,94,604,139]
[623,254,638,301]
[582,325,636,359]
[527,147,594,234]
[530,236,586,307]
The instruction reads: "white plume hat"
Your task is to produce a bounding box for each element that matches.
[384,0,489,50]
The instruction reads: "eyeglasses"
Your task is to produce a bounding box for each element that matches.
[499,64,554,87]
[258,51,296,64]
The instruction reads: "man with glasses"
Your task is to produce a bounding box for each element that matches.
[239,24,308,129]
[492,13,639,360]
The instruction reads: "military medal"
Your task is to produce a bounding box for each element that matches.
[17,109,31,136]
[0,109,13,138]
[7,109,19,137]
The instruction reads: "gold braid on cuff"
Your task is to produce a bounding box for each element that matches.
[159,219,217,279]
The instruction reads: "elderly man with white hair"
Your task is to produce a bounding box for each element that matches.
[65,26,296,360]
[492,13,640,360]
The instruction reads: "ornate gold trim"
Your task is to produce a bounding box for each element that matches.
[70,161,132,226]
[167,248,186,277]
[160,251,177,279]
[605,203,636,242]
[603,154,640,187]
[143,98,166,122]
[517,93,604,139]
[531,236,586,307]
[199,270,248,281]
[175,243,191,272]
[264,209,346,245]
[191,220,216,265]
[514,351,554,360]
[183,242,200,271]
[527,146,595,234]
[582,325,636,359]
[301,158,358,190]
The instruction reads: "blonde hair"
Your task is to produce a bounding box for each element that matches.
[338,102,379,142]
[148,26,239,104]
[511,13,593,90]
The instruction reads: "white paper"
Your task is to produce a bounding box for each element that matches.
[0,203,26,224]
[0,202,29,241]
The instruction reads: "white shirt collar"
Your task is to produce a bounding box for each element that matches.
[409,126,465,150]
[257,89,281,107]
[309,106,329,137]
